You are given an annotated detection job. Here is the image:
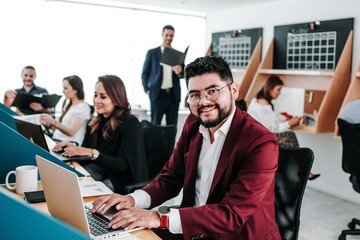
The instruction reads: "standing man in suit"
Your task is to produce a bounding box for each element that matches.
[93,56,281,240]
[4,66,51,115]
[141,25,184,126]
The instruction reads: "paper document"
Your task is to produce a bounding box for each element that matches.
[161,45,189,66]
[80,181,113,197]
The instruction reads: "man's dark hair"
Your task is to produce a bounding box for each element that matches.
[163,25,175,32]
[22,65,36,77]
[185,55,233,87]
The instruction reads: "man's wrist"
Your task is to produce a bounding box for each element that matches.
[157,206,170,229]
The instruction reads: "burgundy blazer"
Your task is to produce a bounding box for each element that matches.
[142,107,281,240]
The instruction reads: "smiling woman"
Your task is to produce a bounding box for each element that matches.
[53,75,149,193]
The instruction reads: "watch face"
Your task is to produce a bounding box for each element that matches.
[158,206,170,214]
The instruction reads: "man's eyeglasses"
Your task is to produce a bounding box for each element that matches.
[187,83,232,107]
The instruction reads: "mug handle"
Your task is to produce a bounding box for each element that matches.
[5,171,16,190]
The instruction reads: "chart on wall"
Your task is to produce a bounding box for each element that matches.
[211,28,262,69]
[274,18,353,70]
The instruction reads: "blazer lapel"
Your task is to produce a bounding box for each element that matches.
[156,47,162,65]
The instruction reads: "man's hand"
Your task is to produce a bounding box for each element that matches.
[172,65,182,75]
[29,102,43,111]
[4,90,17,105]
[92,194,135,215]
[109,208,161,231]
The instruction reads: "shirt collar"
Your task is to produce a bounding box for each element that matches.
[20,84,37,92]
[199,107,236,140]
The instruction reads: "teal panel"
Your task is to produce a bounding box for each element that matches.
[0,109,17,131]
[0,121,84,184]
[0,187,90,240]
[0,103,19,116]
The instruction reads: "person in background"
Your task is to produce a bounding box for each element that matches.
[40,75,91,146]
[339,99,360,124]
[247,75,320,180]
[4,66,51,115]
[91,56,281,239]
[141,25,184,126]
[53,75,148,194]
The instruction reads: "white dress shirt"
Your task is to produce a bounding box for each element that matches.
[129,108,236,234]
[247,98,290,133]
[160,45,173,89]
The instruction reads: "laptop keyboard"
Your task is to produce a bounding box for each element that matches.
[85,206,122,236]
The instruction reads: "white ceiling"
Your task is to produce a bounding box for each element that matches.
[109,0,279,14]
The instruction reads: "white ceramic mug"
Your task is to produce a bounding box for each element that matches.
[5,165,38,194]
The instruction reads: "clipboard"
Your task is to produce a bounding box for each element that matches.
[161,45,189,66]
[12,92,62,108]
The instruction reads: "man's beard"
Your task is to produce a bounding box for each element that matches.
[194,103,231,128]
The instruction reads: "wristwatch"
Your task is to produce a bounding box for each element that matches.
[91,149,99,160]
[157,206,170,229]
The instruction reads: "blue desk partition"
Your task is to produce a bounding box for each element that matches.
[0,108,17,131]
[0,187,90,240]
[0,121,84,184]
[0,102,19,116]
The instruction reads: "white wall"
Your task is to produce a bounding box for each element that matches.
[0,0,205,113]
[206,0,360,203]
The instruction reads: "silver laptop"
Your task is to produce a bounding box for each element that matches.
[35,155,139,239]
[14,118,89,162]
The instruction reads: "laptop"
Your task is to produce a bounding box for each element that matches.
[14,118,90,162]
[35,155,140,239]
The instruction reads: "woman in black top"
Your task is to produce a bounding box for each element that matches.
[54,75,148,193]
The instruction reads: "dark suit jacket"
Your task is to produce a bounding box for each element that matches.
[142,108,281,240]
[81,114,148,193]
[141,46,184,102]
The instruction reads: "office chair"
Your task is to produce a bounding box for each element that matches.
[124,120,177,193]
[337,118,360,240]
[235,99,247,111]
[275,147,314,240]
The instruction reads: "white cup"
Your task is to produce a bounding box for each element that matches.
[5,165,38,194]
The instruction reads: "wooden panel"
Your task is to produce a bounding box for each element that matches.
[236,37,262,100]
[304,90,326,114]
[245,39,274,105]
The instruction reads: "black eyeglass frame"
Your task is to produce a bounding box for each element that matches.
[186,83,232,106]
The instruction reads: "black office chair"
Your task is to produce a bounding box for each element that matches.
[275,147,314,240]
[235,99,247,111]
[124,120,177,193]
[337,118,360,240]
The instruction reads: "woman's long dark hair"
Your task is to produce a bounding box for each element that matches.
[59,75,85,123]
[89,75,131,141]
[256,75,283,110]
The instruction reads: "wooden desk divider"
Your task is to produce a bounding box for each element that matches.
[0,121,84,184]
[234,37,262,101]
[245,31,353,134]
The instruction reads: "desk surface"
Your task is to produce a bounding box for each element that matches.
[4,162,160,240]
